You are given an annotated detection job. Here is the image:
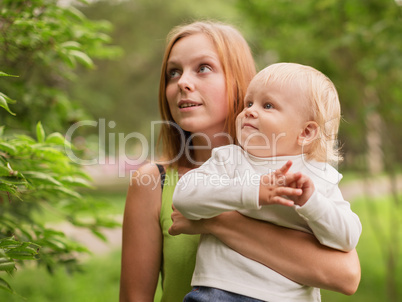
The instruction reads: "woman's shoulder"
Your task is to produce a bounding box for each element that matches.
[135,161,163,174]
[127,162,165,195]
[124,162,163,225]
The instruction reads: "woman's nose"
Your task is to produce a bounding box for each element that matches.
[177,71,194,92]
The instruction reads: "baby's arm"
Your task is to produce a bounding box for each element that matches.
[174,154,304,219]
[173,148,261,220]
[290,173,362,252]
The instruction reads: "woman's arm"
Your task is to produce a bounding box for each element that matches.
[120,164,163,302]
[169,209,360,295]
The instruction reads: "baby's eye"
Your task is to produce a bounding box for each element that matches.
[199,65,212,73]
[264,103,274,109]
[168,69,181,79]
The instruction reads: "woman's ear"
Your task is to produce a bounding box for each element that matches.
[298,121,319,146]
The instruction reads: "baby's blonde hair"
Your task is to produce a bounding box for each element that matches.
[256,63,342,164]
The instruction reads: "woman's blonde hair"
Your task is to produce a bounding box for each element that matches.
[257,63,342,164]
[158,21,256,168]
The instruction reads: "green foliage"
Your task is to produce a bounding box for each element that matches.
[0,238,40,294]
[0,0,122,295]
[0,249,122,301]
[237,0,402,168]
[0,73,17,116]
[321,195,402,301]
[0,114,120,293]
[0,0,121,133]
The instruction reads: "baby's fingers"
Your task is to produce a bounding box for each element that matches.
[275,160,293,176]
[271,196,295,207]
[296,174,309,189]
[277,187,302,197]
[283,172,302,186]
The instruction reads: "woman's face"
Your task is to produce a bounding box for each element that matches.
[165,33,228,138]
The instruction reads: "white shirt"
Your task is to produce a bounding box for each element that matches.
[173,145,362,301]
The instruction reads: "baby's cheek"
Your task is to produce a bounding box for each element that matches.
[235,115,243,133]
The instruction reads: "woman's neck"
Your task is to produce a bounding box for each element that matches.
[190,132,231,166]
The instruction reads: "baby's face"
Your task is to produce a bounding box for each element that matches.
[236,76,310,157]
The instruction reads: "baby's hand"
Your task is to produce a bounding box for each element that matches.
[259,161,302,207]
[287,173,315,206]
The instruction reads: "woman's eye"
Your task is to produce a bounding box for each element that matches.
[199,65,212,73]
[168,69,181,79]
[264,103,273,109]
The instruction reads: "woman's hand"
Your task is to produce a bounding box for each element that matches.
[169,206,208,236]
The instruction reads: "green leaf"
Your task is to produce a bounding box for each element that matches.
[0,238,19,248]
[69,50,94,68]
[5,244,39,260]
[0,183,17,194]
[0,142,17,155]
[14,134,36,144]
[0,71,18,77]
[0,261,15,272]
[60,41,82,50]
[0,94,16,116]
[90,229,107,242]
[47,186,81,199]
[0,92,16,104]
[0,277,13,293]
[6,251,38,260]
[46,132,72,148]
[60,176,93,188]
[0,165,12,177]
[22,171,62,186]
[65,6,85,21]
[36,121,46,143]
[32,145,64,161]
[0,176,27,186]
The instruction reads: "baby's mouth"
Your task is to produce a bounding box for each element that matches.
[243,123,258,130]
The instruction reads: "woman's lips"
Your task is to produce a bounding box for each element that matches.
[178,100,202,111]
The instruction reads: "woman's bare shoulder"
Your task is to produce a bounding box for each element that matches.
[125,162,164,212]
[129,162,164,188]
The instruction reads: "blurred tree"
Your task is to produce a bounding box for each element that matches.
[237,0,402,300]
[238,0,402,170]
[0,0,121,294]
[0,0,120,134]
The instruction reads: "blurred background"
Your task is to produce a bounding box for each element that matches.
[0,0,401,301]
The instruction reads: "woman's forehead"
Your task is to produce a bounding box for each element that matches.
[167,34,220,65]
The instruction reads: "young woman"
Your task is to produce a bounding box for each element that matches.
[119,21,361,302]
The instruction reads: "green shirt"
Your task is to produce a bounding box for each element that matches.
[158,168,200,302]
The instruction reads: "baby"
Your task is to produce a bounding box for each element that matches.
[173,63,362,302]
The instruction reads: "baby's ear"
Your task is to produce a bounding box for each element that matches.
[298,121,319,146]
